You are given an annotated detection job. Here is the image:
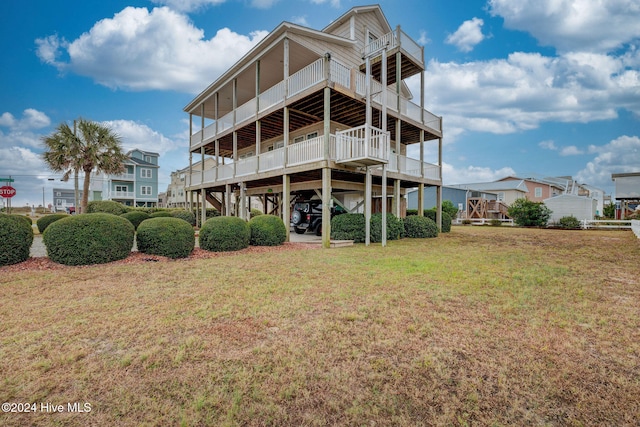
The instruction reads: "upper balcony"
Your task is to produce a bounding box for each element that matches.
[111,173,135,181]
[189,57,441,152]
[361,27,424,85]
[189,126,441,189]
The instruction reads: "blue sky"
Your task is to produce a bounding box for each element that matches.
[1,0,639,207]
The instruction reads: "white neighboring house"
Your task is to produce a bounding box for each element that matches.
[544,194,598,223]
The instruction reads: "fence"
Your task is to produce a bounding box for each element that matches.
[580,219,632,230]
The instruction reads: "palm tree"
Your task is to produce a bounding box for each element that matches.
[42,119,128,214]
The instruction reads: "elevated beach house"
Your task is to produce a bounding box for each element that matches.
[184,4,443,246]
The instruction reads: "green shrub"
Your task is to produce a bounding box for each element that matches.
[86,200,128,215]
[136,217,195,259]
[149,211,172,218]
[508,198,552,227]
[250,208,263,218]
[370,213,404,242]
[489,219,503,227]
[170,209,196,226]
[199,216,250,252]
[403,215,438,238]
[36,213,69,233]
[423,210,451,233]
[120,211,150,230]
[331,213,365,242]
[9,214,32,227]
[558,215,582,229]
[330,213,402,243]
[192,208,221,227]
[249,215,286,246]
[0,215,34,266]
[43,213,134,266]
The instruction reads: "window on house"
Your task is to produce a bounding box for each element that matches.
[55,192,61,197]
[144,155,152,163]
[293,136,305,144]
[115,185,128,192]
[535,187,542,198]
[141,186,152,196]
[141,168,152,178]
[306,131,318,140]
[497,192,505,202]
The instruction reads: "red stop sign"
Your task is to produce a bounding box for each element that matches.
[0,185,16,198]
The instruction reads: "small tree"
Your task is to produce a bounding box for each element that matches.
[603,202,616,219]
[507,198,552,227]
[42,119,128,214]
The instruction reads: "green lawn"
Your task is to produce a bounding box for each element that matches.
[1,226,639,426]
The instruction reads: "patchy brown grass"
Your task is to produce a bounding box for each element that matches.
[1,227,639,426]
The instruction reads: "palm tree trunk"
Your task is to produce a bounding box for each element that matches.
[74,170,79,214]
[82,170,91,214]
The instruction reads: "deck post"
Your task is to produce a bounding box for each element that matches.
[225,184,231,216]
[240,183,246,220]
[394,180,401,217]
[322,167,331,248]
[365,166,372,246]
[283,174,290,242]
[418,183,424,216]
[436,184,442,231]
[382,164,387,247]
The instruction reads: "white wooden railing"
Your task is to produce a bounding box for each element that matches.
[112,191,134,198]
[190,55,441,150]
[112,173,135,181]
[288,136,324,166]
[189,133,440,187]
[335,125,389,163]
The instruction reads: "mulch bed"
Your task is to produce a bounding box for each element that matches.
[2,243,319,272]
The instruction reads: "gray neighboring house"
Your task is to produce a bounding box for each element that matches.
[407,186,497,219]
[52,188,83,212]
[544,194,598,223]
[612,172,640,218]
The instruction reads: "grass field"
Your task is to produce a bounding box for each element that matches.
[1,226,639,426]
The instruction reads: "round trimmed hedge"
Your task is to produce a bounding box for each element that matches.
[404,215,438,238]
[249,215,286,246]
[37,213,69,233]
[558,215,581,229]
[86,200,128,215]
[149,211,172,218]
[331,213,365,242]
[370,213,404,242]
[9,214,32,227]
[170,209,196,226]
[120,211,150,230]
[199,216,250,252]
[136,217,195,259]
[43,213,134,266]
[0,215,34,266]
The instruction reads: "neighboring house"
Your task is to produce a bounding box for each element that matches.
[544,194,598,223]
[407,186,498,219]
[98,149,160,207]
[448,180,528,219]
[183,5,443,243]
[52,188,83,212]
[497,176,564,203]
[612,172,640,218]
[157,192,167,208]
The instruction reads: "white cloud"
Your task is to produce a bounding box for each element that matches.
[102,120,185,156]
[445,18,485,53]
[151,0,227,13]
[309,0,341,7]
[560,145,584,156]
[442,162,516,185]
[416,50,640,139]
[576,135,640,190]
[417,30,431,46]
[0,109,51,131]
[36,7,268,93]
[539,140,557,150]
[488,0,640,53]
[291,15,309,26]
